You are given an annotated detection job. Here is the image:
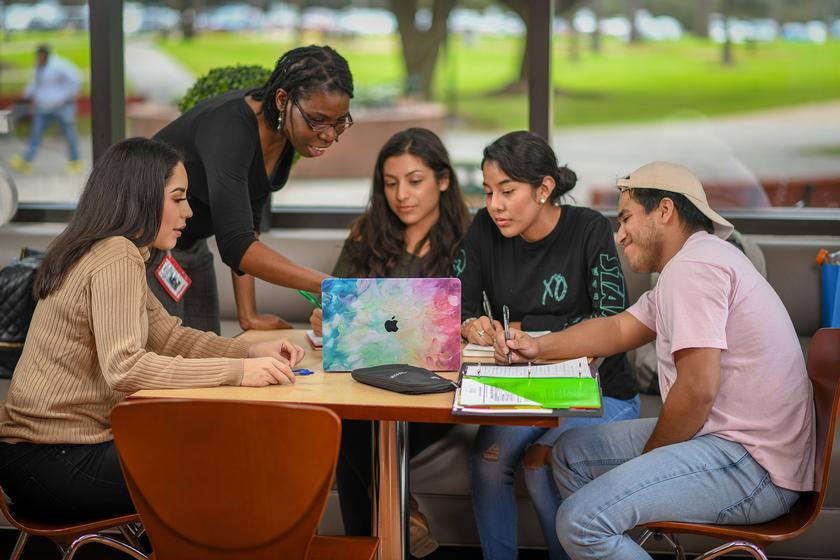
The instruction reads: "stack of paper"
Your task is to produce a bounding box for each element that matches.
[451,357,602,417]
[463,330,551,357]
[305,330,323,349]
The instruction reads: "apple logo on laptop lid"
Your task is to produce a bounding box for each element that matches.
[384,316,399,333]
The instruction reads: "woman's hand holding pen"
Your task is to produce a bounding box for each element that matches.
[309,308,323,336]
[493,328,540,364]
[242,338,306,386]
[462,316,503,346]
[248,338,305,367]
[241,357,296,386]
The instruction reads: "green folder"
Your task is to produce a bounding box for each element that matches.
[473,377,601,409]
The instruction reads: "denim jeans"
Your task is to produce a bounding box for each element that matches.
[552,418,801,560]
[469,395,640,560]
[23,103,80,163]
[0,441,134,522]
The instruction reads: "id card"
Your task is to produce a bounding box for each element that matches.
[154,252,191,302]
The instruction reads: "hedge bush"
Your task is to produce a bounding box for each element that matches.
[178,64,270,113]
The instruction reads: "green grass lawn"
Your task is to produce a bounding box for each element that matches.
[156,32,840,129]
[3,30,840,130]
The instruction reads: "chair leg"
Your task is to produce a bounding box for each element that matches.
[61,534,148,560]
[694,540,768,560]
[636,530,686,560]
[119,524,145,551]
[9,532,28,560]
[659,533,687,560]
[636,528,654,547]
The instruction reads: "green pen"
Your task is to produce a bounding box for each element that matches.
[298,289,322,309]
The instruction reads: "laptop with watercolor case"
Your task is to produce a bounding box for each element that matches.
[321,278,462,372]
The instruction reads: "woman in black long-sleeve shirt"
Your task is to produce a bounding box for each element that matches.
[149,45,354,333]
[456,131,639,560]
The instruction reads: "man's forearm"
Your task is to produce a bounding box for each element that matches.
[238,241,328,293]
[536,311,654,362]
[643,386,713,453]
[642,347,721,453]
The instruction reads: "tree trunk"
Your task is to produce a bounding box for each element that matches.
[498,0,581,91]
[693,0,712,38]
[173,0,198,40]
[627,0,642,43]
[389,0,456,100]
[590,0,601,53]
[569,23,580,61]
[721,1,734,66]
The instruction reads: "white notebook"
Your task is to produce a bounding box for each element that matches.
[463,330,550,357]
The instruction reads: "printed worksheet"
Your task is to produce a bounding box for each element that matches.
[458,378,542,406]
[463,357,589,379]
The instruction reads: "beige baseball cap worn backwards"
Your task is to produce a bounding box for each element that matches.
[617,161,734,240]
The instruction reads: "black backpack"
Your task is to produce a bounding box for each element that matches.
[0,248,44,378]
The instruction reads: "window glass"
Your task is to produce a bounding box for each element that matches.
[3,1,837,221]
[1,2,91,205]
[557,6,840,214]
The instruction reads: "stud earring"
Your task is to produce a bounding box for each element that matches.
[539,197,546,204]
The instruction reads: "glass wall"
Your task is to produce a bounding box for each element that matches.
[0,1,92,206]
[2,1,838,226]
[549,4,840,217]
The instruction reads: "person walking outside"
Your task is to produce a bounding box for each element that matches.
[10,44,82,175]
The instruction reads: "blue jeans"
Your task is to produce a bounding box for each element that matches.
[470,395,640,560]
[23,103,80,162]
[552,418,801,560]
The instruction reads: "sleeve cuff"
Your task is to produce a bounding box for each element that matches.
[226,358,245,386]
[226,338,251,358]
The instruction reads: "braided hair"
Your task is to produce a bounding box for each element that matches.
[252,45,354,130]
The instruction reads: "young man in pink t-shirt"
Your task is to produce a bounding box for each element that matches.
[495,161,815,560]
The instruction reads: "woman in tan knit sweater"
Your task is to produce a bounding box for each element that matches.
[0,137,304,521]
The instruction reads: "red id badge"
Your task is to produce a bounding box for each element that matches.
[154,252,192,302]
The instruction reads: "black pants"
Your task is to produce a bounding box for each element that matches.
[0,441,134,522]
[146,238,221,334]
[337,420,452,536]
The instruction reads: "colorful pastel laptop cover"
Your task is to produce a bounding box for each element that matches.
[321,278,462,372]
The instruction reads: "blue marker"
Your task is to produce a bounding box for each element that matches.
[293,368,315,376]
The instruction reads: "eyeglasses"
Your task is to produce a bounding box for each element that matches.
[292,97,353,137]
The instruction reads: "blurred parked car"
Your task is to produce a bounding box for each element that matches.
[3,1,65,31]
[300,7,339,34]
[336,8,396,37]
[197,3,265,32]
[265,3,300,31]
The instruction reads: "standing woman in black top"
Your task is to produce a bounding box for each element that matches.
[456,131,639,560]
[150,45,353,333]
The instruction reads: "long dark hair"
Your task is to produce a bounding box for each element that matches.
[347,128,470,278]
[34,138,182,299]
[252,45,354,130]
[482,131,577,205]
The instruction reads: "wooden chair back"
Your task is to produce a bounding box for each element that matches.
[111,399,341,560]
[642,328,840,546]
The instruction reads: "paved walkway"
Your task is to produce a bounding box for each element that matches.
[124,39,195,105]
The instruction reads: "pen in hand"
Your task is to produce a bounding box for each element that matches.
[482,290,495,324]
[298,289,322,309]
[502,304,511,365]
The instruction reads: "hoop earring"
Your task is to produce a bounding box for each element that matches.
[276,110,284,131]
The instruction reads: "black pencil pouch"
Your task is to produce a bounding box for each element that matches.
[351,364,455,395]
